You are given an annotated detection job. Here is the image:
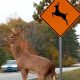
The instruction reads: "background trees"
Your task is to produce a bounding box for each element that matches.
[0,17,79,67]
[0,24,11,67]
[0,48,6,67]
[24,21,59,65]
[0,18,58,66]
[33,0,80,66]
[0,0,80,67]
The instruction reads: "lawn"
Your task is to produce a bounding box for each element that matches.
[30,69,80,80]
[61,69,80,80]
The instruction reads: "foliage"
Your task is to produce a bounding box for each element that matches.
[33,0,80,66]
[0,24,11,38]
[0,48,6,67]
[33,0,80,24]
[63,29,79,58]
[6,18,59,64]
[50,46,59,66]
[33,0,53,22]
[53,28,79,66]
[0,18,58,65]
[54,28,79,58]
[0,17,79,66]
[24,21,58,62]
[6,17,27,30]
[62,56,75,67]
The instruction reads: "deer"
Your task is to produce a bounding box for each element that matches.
[52,3,68,25]
[5,26,57,80]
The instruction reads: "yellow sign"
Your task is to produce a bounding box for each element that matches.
[41,0,80,36]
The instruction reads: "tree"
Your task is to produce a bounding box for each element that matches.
[33,0,80,24]
[0,24,11,38]
[6,18,27,30]
[24,21,58,62]
[53,28,79,57]
[0,22,15,66]
[5,18,59,65]
[5,18,58,63]
[0,48,6,67]
[33,0,80,66]
[0,15,79,66]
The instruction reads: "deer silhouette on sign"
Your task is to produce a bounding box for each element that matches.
[52,3,68,25]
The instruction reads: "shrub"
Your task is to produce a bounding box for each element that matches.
[0,48,6,67]
[62,56,75,67]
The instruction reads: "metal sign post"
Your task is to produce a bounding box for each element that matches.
[59,37,62,80]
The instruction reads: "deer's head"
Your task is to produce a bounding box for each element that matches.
[6,26,23,44]
[54,3,59,7]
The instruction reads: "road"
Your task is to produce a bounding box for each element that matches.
[0,72,37,80]
[0,66,80,80]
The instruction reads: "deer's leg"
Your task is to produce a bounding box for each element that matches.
[21,69,28,80]
[38,74,46,80]
[51,72,57,80]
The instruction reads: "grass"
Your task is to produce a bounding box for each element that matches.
[62,69,80,80]
[29,69,80,80]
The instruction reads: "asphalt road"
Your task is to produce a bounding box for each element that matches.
[0,66,80,80]
[0,72,37,80]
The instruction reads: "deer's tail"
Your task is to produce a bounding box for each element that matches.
[51,68,57,80]
[48,67,57,80]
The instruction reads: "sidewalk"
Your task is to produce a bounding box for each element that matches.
[72,63,80,67]
[56,63,80,73]
[56,67,80,73]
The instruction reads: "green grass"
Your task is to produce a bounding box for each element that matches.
[29,69,80,80]
[62,69,80,80]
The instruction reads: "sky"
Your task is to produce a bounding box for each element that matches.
[0,0,80,43]
[75,24,80,43]
[0,0,41,23]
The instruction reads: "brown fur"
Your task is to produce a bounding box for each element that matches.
[6,27,57,80]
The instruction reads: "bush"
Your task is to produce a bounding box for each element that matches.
[62,56,75,67]
[0,48,6,67]
[50,46,59,66]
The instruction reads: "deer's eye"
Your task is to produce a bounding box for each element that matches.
[11,37,13,38]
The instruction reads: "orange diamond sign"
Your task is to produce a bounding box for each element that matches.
[40,0,80,36]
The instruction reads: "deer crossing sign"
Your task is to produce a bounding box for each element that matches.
[41,0,80,37]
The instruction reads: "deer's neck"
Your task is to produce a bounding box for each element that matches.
[56,7,58,11]
[11,44,21,59]
[10,39,29,59]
